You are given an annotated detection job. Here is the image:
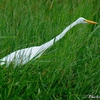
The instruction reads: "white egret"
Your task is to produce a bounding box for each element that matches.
[0,17,97,67]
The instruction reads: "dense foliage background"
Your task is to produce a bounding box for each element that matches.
[0,0,100,99]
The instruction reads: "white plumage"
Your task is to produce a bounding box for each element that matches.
[0,17,97,67]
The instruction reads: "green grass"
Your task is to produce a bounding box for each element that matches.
[0,0,100,100]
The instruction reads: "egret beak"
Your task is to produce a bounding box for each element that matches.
[85,19,98,24]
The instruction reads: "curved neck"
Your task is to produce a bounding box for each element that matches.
[41,20,78,50]
[55,21,77,42]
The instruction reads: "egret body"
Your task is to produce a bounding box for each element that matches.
[0,17,97,67]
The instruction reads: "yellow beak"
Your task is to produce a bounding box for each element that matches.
[85,19,98,24]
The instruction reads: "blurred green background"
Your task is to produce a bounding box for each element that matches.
[0,0,100,99]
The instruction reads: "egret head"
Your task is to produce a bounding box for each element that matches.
[76,17,98,24]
